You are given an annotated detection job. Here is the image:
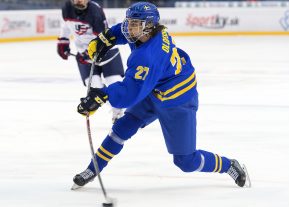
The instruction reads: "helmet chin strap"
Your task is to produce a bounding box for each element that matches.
[128,22,147,42]
[139,21,154,38]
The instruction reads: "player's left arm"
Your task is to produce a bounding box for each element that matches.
[77,54,162,115]
[90,4,106,35]
[102,75,151,108]
[102,55,163,108]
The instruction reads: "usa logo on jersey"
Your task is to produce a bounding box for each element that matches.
[75,24,90,35]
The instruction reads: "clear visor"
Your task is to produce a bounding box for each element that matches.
[121,18,147,43]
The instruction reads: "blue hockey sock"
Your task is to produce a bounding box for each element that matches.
[88,135,123,173]
[198,150,231,173]
[87,113,144,174]
[173,150,231,173]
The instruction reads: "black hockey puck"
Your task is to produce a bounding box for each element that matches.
[102,202,113,207]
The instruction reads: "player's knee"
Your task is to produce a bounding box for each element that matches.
[173,151,202,172]
[112,113,144,140]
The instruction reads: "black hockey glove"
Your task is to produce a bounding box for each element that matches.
[87,29,116,61]
[57,37,70,60]
[77,88,108,116]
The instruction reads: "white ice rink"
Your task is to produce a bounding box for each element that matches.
[0,36,289,207]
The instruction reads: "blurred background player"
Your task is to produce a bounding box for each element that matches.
[72,2,251,189]
[57,0,125,123]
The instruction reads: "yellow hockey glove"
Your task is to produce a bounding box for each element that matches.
[87,29,116,61]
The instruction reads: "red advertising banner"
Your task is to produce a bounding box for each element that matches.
[36,15,45,33]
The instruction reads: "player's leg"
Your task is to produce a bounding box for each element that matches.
[73,96,157,187]
[102,48,125,123]
[86,96,157,173]
[86,113,144,172]
[157,97,250,187]
[73,113,144,187]
[173,151,231,173]
[76,60,103,87]
[173,153,249,187]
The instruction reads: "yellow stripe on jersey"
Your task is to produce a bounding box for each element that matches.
[159,72,195,96]
[213,154,219,172]
[155,78,197,101]
[99,146,114,158]
[154,72,196,101]
[217,155,223,173]
[96,151,110,162]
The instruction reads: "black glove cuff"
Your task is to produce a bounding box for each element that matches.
[89,88,108,102]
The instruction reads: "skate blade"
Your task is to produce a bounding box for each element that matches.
[242,164,252,188]
[70,178,95,190]
[71,183,82,190]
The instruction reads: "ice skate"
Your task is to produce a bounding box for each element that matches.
[112,108,124,124]
[71,168,96,190]
[227,159,251,187]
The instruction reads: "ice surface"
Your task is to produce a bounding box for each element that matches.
[0,36,289,207]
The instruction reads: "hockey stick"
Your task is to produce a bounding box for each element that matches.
[73,49,114,206]
[68,50,120,66]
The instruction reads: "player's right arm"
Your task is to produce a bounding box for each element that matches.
[87,23,127,60]
[109,23,129,45]
[57,4,71,60]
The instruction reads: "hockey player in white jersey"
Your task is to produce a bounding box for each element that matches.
[57,0,124,123]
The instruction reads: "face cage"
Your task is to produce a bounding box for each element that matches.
[121,18,150,43]
[71,0,88,10]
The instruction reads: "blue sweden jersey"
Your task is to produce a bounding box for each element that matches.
[103,24,198,108]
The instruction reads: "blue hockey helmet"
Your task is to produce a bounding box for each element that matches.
[121,2,160,43]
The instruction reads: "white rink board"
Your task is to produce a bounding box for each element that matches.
[0,10,61,38]
[0,6,289,40]
[160,7,289,32]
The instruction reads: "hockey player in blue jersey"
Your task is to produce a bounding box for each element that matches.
[72,2,251,189]
[57,0,124,122]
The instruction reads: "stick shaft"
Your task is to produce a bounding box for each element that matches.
[68,51,119,67]
[85,48,110,201]
[86,116,108,199]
